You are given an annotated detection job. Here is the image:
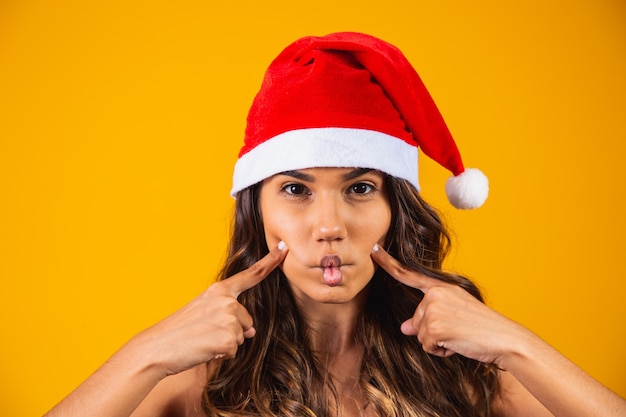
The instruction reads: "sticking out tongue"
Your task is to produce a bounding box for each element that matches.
[323,265,342,286]
[321,255,342,286]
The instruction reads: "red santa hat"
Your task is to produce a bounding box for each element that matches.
[231,32,488,209]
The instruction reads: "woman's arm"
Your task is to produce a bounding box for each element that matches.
[44,338,168,417]
[371,244,626,417]
[43,243,288,417]
[129,364,209,417]
[493,327,625,417]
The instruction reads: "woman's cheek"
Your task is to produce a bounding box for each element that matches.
[264,211,301,249]
[279,256,299,281]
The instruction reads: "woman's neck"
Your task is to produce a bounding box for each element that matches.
[291,285,372,417]
[294,286,368,356]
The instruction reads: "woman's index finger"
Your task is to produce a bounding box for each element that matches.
[371,244,439,292]
[225,242,288,297]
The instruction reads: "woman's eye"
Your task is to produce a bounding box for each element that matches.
[281,183,308,195]
[349,182,375,194]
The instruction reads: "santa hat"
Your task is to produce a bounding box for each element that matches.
[231,32,488,209]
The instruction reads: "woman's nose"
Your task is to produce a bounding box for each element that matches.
[312,197,348,242]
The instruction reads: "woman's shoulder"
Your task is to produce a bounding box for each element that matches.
[131,364,208,417]
[492,370,553,417]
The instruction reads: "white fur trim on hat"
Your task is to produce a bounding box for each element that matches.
[231,127,419,196]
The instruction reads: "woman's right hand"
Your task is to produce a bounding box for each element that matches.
[126,241,288,379]
[43,243,288,417]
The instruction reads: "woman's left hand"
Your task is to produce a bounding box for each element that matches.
[372,244,626,417]
[371,244,531,367]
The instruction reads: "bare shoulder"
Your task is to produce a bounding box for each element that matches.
[492,370,554,417]
[131,365,208,417]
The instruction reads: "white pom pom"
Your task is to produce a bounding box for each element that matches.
[445,168,489,209]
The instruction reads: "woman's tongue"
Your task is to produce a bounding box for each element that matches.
[323,265,342,286]
[320,255,342,286]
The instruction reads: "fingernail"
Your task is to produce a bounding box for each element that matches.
[278,241,287,251]
[372,244,379,252]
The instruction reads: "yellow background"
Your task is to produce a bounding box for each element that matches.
[1,1,625,415]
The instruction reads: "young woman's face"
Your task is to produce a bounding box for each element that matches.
[260,167,391,305]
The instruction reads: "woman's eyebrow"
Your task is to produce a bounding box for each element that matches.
[278,168,374,182]
[342,168,374,181]
[279,170,315,182]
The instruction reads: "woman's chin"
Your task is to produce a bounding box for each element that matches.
[285,274,372,306]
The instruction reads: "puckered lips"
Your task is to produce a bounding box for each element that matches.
[320,255,342,286]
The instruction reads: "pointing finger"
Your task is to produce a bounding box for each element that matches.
[371,244,440,292]
[225,241,289,296]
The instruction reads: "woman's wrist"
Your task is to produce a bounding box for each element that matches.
[117,330,174,383]
[493,322,546,372]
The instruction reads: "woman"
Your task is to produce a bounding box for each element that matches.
[45,32,626,417]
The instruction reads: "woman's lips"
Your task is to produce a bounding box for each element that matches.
[320,255,342,286]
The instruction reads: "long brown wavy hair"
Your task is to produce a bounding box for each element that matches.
[202,174,500,416]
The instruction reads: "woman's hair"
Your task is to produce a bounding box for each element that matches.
[202,174,500,417]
